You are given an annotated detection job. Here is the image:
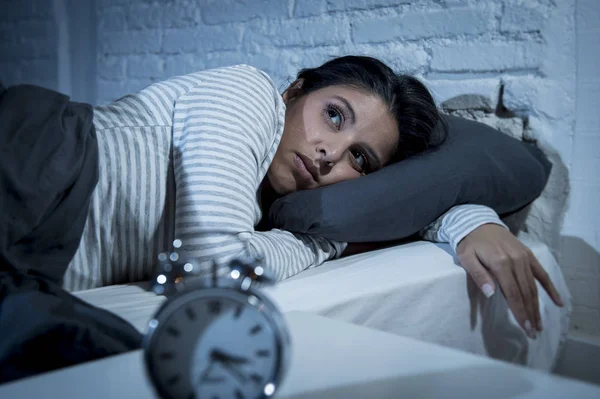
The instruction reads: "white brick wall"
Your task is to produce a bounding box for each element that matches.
[0,0,59,90]
[563,0,600,335]
[2,0,599,336]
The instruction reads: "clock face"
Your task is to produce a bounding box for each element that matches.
[145,290,282,399]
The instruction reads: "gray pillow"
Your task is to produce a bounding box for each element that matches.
[267,114,552,243]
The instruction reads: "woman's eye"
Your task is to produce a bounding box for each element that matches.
[351,149,367,171]
[328,108,342,128]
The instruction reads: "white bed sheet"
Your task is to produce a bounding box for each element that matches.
[74,238,571,371]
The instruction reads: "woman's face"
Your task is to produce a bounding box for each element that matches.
[267,81,399,195]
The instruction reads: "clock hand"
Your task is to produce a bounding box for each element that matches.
[218,360,248,385]
[199,357,226,384]
[198,359,216,383]
[211,348,251,365]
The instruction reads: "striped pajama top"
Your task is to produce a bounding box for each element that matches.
[64,65,504,292]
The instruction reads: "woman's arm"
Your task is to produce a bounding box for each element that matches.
[420,204,563,337]
[172,65,345,281]
[341,204,505,257]
[419,204,507,250]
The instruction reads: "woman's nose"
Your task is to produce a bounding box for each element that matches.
[316,144,342,168]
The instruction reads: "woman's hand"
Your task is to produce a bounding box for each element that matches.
[456,224,564,338]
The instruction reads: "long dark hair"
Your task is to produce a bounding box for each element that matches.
[295,55,446,163]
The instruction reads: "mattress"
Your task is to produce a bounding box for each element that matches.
[74,238,572,371]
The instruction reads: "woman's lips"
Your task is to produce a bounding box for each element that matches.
[294,153,316,186]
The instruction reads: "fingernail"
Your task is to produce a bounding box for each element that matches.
[525,320,537,339]
[481,283,495,298]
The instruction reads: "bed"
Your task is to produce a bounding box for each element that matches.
[74,237,571,372]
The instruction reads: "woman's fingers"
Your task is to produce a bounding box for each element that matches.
[493,264,536,338]
[530,253,564,307]
[512,250,540,333]
[460,248,534,337]
[528,261,542,331]
[457,250,496,298]
[455,224,564,338]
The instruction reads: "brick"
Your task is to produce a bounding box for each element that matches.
[96,0,131,7]
[97,56,126,79]
[430,42,543,72]
[202,0,288,24]
[126,4,163,30]
[126,55,164,78]
[162,29,196,53]
[20,59,57,82]
[327,0,410,12]
[244,18,348,48]
[96,79,126,103]
[424,78,501,109]
[163,26,241,54]
[443,0,470,6]
[294,0,327,17]
[503,76,572,119]
[98,7,127,31]
[161,3,202,28]
[353,7,494,43]
[99,30,162,55]
[17,20,56,40]
[164,54,206,78]
[0,40,56,60]
[203,52,250,71]
[353,42,428,74]
[246,53,300,84]
[1,0,52,19]
[501,3,547,32]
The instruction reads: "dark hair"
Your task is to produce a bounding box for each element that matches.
[295,55,447,163]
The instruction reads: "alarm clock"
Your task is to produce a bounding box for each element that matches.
[143,240,291,399]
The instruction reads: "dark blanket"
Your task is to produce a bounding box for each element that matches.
[0,83,141,384]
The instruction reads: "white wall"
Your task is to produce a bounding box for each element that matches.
[94,0,598,336]
[1,0,598,336]
[561,0,600,336]
[0,0,59,90]
[0,0,96,103]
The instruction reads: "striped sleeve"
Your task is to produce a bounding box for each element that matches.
[172,66,344,282]
[419,204,508,251]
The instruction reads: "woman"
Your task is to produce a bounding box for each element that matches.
[65,56,562,339]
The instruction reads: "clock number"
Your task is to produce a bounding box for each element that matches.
[207,300,221,314]
[185,306,196,320]
[255,349,270,358]
[166,326,180,337]
[250,373,263,384]
[234,389,245,399]
[234,304,244,319]
[249,324,262,335]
